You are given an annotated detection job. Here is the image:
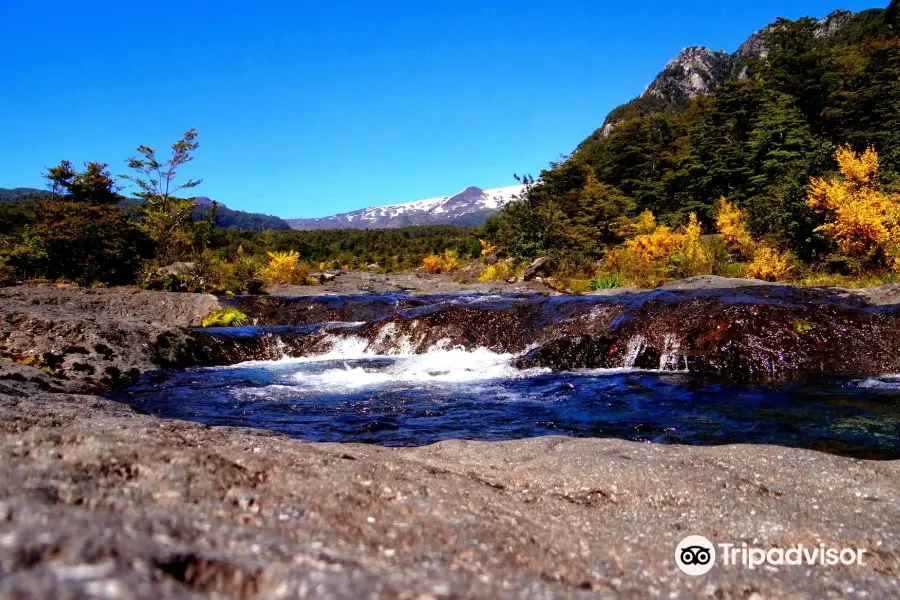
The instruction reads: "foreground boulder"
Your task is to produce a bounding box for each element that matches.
[0,285,219,388]
[523,256,555,281]
[0,393,896,598]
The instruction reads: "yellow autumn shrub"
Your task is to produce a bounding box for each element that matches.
[261,250,309,285]
[422,253,443,274]
[479,239,498,257]
[634,209,658,235]
[421,249,459,274]
[625,224,684,263]
[675,212,711,276]
[716,197,754,253]
[747,245,791,281]
[807,146,900,269]
[477,261,511,283]
[442,249,459,272]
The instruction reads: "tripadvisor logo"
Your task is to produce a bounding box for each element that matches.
[675,535,868,576]
[675,535,716,576]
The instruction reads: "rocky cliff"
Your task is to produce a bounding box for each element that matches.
[599,9,858,136]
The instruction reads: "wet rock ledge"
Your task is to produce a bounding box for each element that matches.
[0,281,898,598]
[206,277,900,381]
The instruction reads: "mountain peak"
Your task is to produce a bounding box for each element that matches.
[192,196,216,207]
[446,186,487,203]
[642,46,733,105]
[286,184,524,230]
[457,185,484,195]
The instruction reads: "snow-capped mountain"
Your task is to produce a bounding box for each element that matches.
[286,185,524,230]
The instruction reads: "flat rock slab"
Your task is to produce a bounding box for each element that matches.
[0,393,897,599]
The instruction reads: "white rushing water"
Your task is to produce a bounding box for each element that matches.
[855,375,900,390]
[217,337,552,394]
[292,347,541,390]
[210,330,700,394]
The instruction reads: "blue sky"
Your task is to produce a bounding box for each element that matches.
[0,0,883,218]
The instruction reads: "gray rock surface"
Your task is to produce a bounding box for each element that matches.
[0,393,897,599]
[153,262,198,279]
[267,270,550,296]
[642,47,733,105]
[0,286,219,388]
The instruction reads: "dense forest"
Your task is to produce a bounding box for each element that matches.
[208,226,481,269]
[485,2,900,272]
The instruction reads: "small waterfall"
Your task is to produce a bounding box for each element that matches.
[624,335,645,369]
[659,334,687,372]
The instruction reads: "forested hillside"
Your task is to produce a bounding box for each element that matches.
[486,2,900,264]
[0,188,50,203]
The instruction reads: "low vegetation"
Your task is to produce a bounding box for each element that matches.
[201,308,248,327]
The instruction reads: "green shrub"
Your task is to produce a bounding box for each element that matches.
[201,308,248,327]
[16,201,151,286]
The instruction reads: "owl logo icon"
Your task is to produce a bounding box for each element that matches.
[675,535,716,575]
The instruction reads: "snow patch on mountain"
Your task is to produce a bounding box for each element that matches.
[286,184,525,230]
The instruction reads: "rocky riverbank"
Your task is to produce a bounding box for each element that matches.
[0,281,898,598]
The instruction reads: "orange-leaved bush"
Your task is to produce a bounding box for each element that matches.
[634,209,658,235]
[422,249,460,274]
[442,249,459,272]
[477,261,511,283]
[675,212,710,275]
[624,220,684,263]
[807,146,900,270]
[479,239,498,257]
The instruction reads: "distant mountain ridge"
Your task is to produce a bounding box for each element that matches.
[0,187,49,203]
[3,185,522,231]
[188,197,291,231]
[286,184,525,230]
[0,188,291,232]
